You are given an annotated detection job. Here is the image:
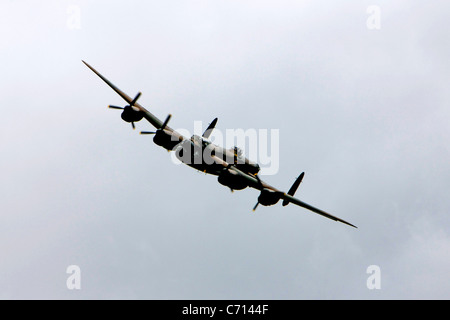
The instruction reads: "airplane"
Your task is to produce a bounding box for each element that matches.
[82,60,357,228]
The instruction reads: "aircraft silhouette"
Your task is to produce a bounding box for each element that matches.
[83,60,356,228]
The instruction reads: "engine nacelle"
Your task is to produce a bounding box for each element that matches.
[218,168,248,190]
[121,106,144,123]
[258,189,283,206]
[153,129,180,151]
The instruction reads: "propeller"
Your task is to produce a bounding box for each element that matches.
[161,114,172,129]
[140,114,172,135]
[130,92,142,107]
[108,92,141,110]
[108,92,142,129]
[252,174,263,211]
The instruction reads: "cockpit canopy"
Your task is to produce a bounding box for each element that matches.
[190,134,211,147]
[190,134,202,143]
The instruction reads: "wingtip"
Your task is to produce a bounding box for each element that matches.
[81,60,92,69]
[342,220,358,229]
[81,60,91,69]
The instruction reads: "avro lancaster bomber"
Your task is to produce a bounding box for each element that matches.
[83,60,356,228]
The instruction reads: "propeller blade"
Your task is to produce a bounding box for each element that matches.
[108,105,124,109]
[140,131,156,135]
[131,122,135,129]
[252,175,263,211]
[130,92,142,106]
[161,114,172,130]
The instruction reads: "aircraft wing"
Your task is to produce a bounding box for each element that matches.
[222,163,357,228]
[281,193,357,228]
[82,60,170,131]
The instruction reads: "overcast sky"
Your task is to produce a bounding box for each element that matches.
[1,0,449,299]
